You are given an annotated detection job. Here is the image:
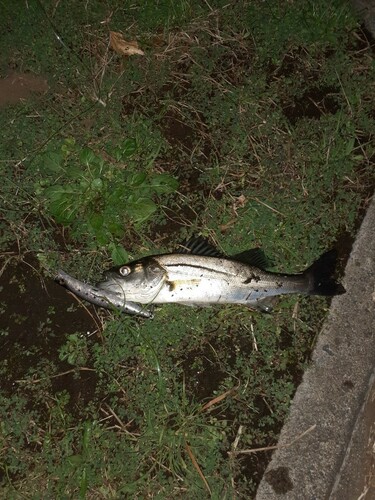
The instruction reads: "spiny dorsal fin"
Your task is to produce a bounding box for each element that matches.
[175,236,224,257]
[176,236,269,269]
[232,248,270,269]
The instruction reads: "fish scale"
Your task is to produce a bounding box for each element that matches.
[150,255,301,305]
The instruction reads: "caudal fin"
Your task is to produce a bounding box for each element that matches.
[304,249,345,296]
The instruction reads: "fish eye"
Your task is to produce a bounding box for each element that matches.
[119,266,131,277]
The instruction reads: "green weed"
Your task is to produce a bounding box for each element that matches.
[59,333,89,366]
[30,136,177,257]
[1,0,374,498]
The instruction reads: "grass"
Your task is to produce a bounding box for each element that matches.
[1,0,374,497]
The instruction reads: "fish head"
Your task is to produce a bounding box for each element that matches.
[97,257,166,303]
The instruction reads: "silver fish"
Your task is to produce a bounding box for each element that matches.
[97,237,345,313]
[55,270,153,318]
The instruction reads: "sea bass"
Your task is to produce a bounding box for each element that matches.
[96,237,345,314]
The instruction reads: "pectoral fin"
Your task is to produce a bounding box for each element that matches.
[247,296,278,313]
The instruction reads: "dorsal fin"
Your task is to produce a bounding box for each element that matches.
[175,236,270,269]
[232,248,270,269]
[175,236,224,257]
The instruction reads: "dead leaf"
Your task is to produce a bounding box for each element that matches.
[109,31,144,57]
[219,219,236,233]
[185,441,212,495]
[233,194,247,214]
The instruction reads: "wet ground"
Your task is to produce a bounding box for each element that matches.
[0,71,49,106]
[0,255,99,409]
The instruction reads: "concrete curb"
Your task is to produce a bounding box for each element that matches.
[256,196,375,500]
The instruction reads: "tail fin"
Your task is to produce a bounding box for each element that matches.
[304,249,345,296]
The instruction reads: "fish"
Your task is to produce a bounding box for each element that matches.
[55,270,154,318]
[96,236,345,313]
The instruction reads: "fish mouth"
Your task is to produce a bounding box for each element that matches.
[96,277,127,299]
[97,271,166,305]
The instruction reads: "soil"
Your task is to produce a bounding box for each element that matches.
[0,256,99,412]
[0,71,49,106]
